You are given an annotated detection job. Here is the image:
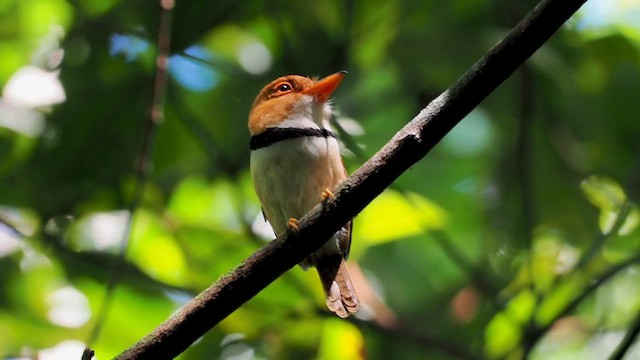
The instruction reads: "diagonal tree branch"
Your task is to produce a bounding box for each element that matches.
[116,0,588,358]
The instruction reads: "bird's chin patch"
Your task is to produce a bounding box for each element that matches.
[315,102,333,128]
[282,95,332,128]
[292,94,315,111]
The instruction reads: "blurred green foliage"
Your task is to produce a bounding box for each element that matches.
[1,0,640,359]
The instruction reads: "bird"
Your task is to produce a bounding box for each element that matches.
[248,71,359,318]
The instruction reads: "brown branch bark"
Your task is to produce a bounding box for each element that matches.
[115,0,588,358]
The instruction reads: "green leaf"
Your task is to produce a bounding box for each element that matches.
[535,275,587,325]
[619,204,640,235]
[168,176,242,232]
[508,290,536,324]
[580,175,638,234]
[129,209,187,286]
[580,175,626,210]
[484,312,522,358]
[485,290,535,358]
[318,318,364,360]
[352,190,446,251]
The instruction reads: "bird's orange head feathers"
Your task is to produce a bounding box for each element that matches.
[248,71,346,135]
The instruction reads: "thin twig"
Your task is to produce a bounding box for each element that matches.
[86,0,175,350]
[519,205,637,355]
[505,0,537,250]
[115,1,588,358]
[523,255,640,355]
[608,307,640,360]
[330,114,368,161]
[430,230,500,298]
[177,51,247,77]
[528,201,634,332]
[0,215,27,238]
[81,348,95,360]
[575,201,632,270]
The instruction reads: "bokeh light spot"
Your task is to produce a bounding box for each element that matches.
[238,41,272,75]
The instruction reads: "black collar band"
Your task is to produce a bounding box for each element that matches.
[250,127,336,150]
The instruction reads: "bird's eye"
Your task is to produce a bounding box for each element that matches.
[275,82,292,94]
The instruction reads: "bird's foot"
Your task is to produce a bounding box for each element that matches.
[287,217,299,231]
[321,188,336,202]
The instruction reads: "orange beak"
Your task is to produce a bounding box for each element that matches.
[302,70,347,102]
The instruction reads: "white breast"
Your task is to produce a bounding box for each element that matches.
[250,135,344,236]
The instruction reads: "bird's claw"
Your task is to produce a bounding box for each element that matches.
[321,188,336,202]
[287,217,299,231]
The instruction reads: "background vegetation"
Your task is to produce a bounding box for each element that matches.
[1,0,640,359]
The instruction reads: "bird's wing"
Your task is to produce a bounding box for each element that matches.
[341,220,353,259]
[339,158,352,259]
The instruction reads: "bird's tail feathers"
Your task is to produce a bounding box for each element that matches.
[317,259,360,318]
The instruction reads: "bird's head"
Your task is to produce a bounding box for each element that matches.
[248,71,346,135]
